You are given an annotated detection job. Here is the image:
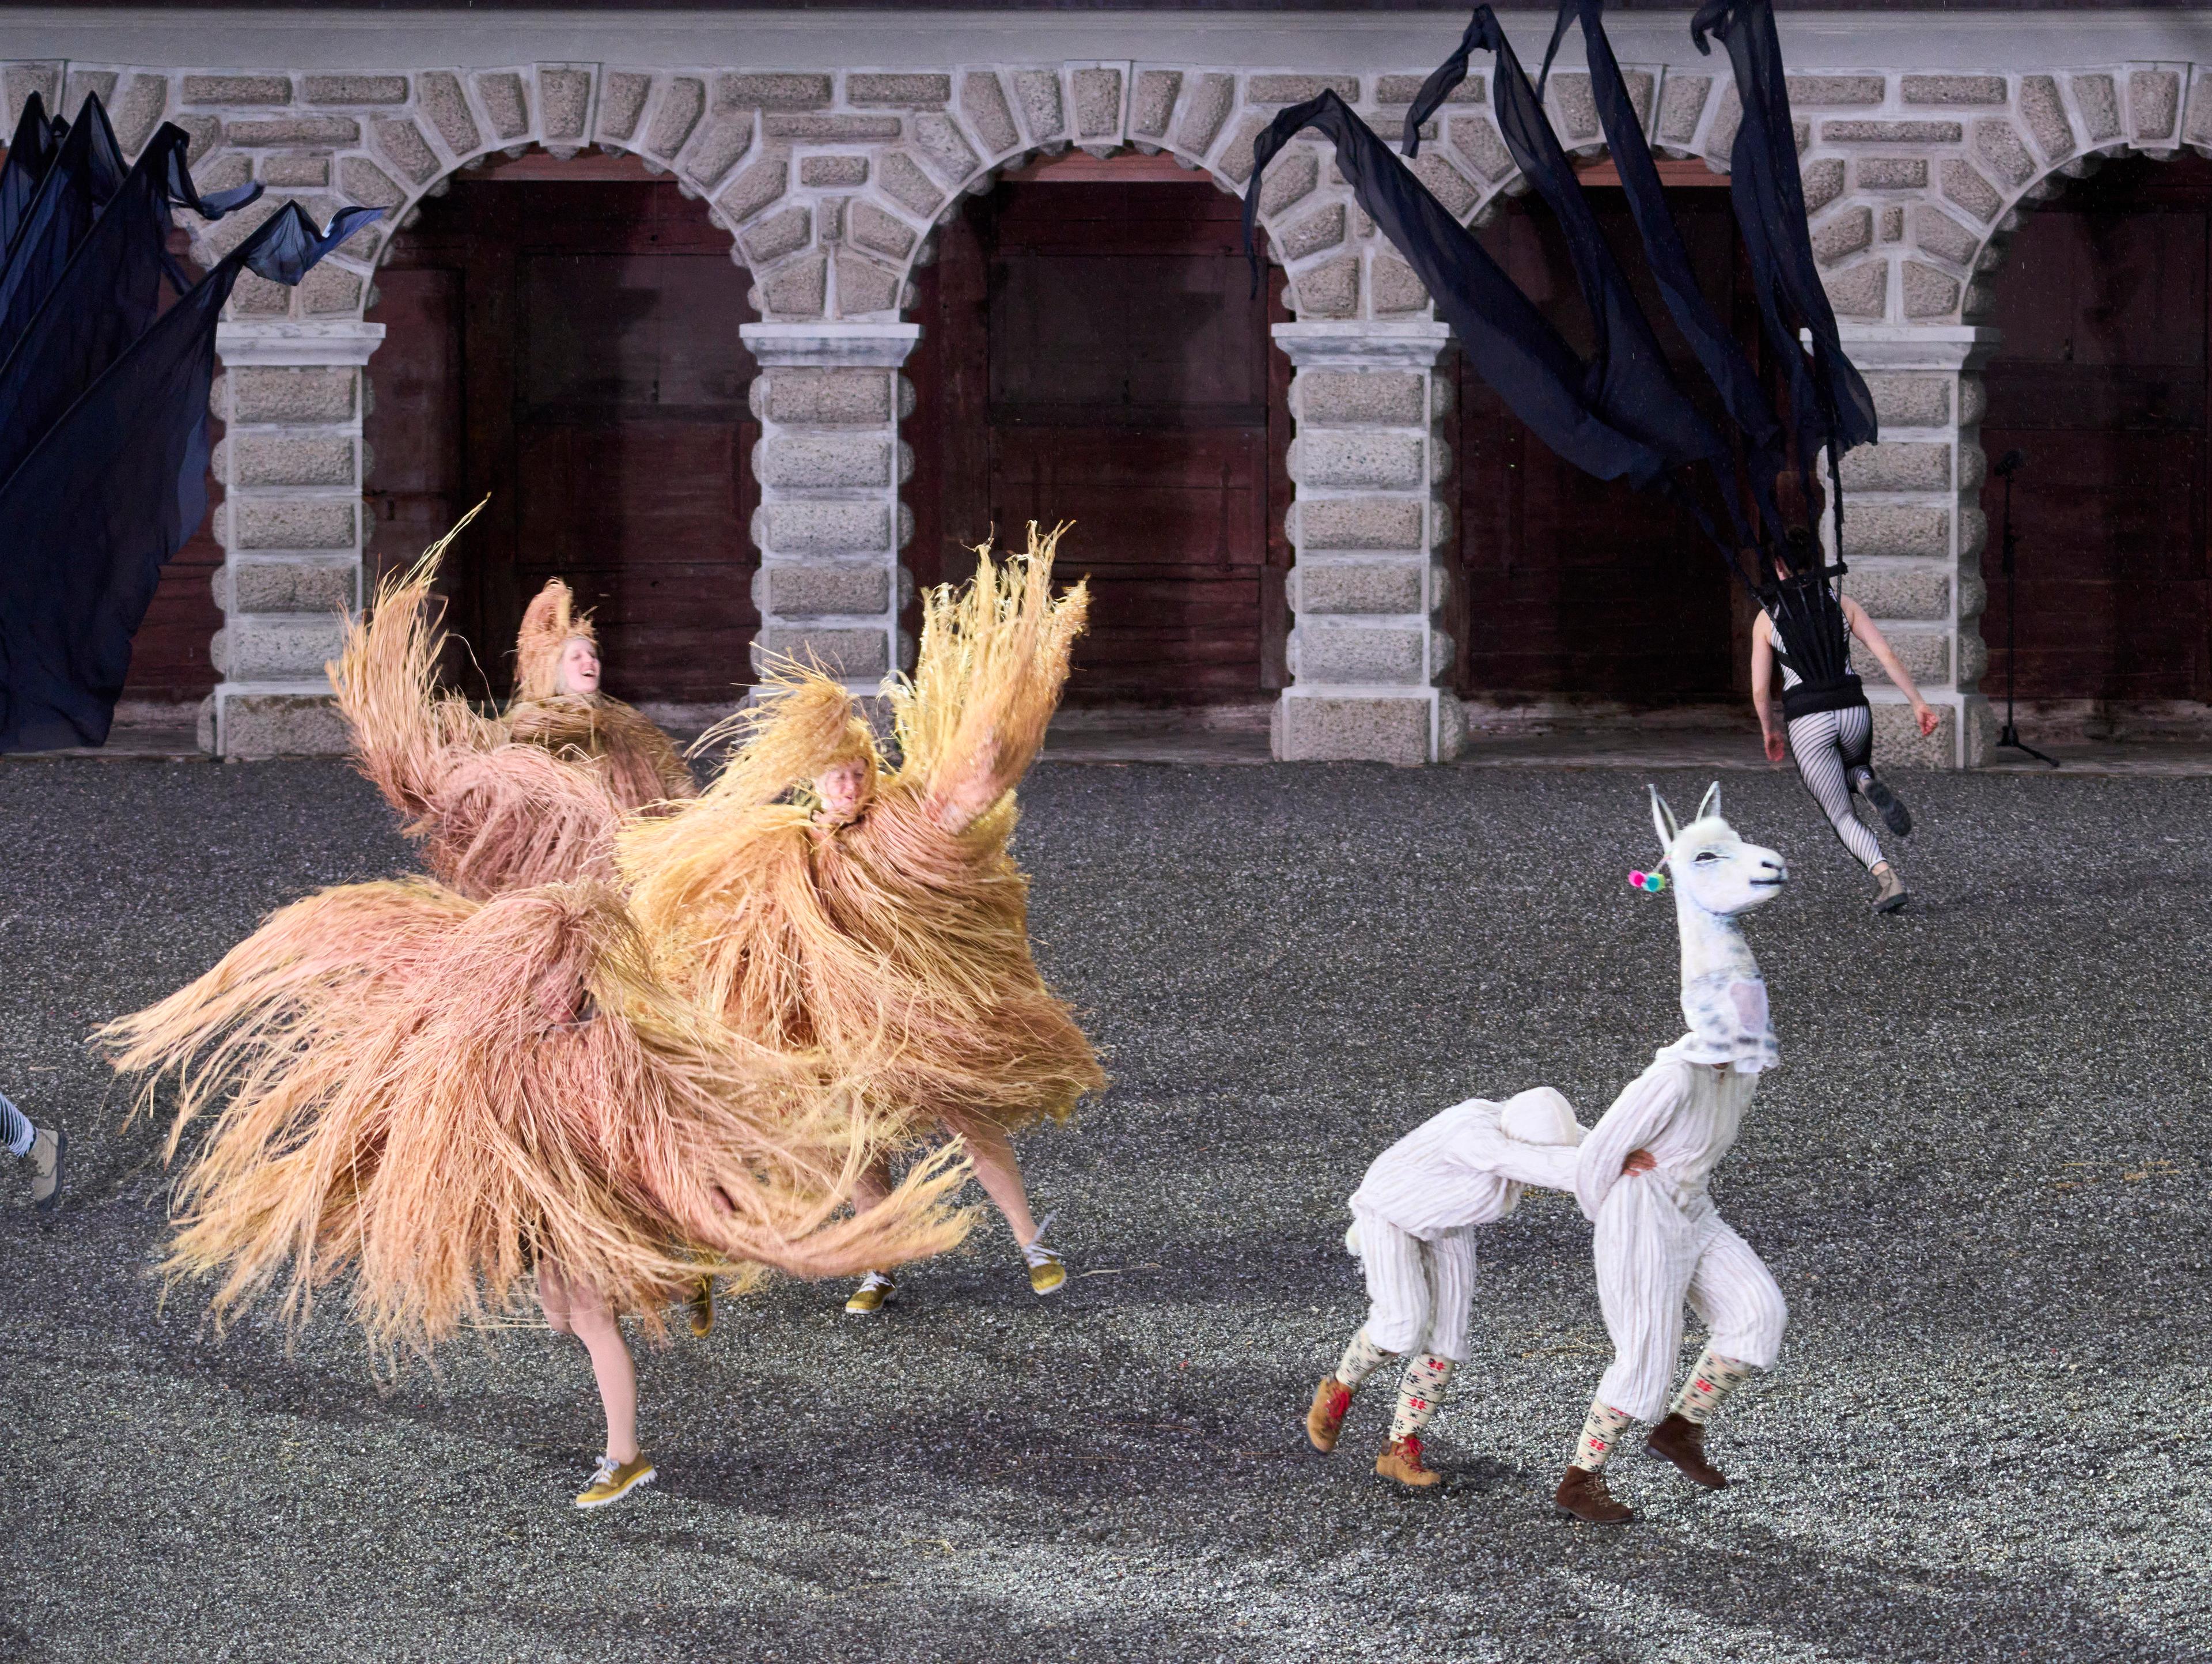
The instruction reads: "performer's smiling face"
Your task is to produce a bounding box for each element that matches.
[815,759,869,820]
[556,636,600,695]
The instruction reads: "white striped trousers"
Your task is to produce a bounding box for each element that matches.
[1592,1182,1788,1421]
[1352,1209,1478,1362]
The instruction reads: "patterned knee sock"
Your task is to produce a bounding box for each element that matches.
[1667,1347,1755,1425]
[1334,1328,1396,1390]
[1389,1353,1455,1441]
[1573,1398,1634,1470]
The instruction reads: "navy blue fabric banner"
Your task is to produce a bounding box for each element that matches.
[0,95,374,751]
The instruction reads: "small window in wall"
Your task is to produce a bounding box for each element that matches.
[907,158,1294,709]
[365,154,760,710]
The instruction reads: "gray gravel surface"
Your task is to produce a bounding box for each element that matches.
[0,758,2200,1662]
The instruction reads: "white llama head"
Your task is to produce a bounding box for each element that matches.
[1647,783,1786,1073]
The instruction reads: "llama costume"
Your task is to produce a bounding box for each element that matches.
[1308,1087,1585,1488]
[1555,784,1791,1525]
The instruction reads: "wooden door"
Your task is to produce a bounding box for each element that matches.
[368,169,760,705]
[1979,153,2212,702]
[1454,187,1748,706]
[910,176,1289,707]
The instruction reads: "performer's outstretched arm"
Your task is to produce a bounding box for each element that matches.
[1749,612,1785,763]
[1840,596,1939,737]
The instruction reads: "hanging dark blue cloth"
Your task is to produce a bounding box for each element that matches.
[0,201,379,751]
[1527,0,1789,542]
[1244,90,1665,487]
[0,122,262,488]
[0,94,127,364]
[1692,0,1877,556]
[0,93,65,258]
[1402,6,1728,481]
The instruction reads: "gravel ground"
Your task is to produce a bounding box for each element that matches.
[0,758,2201,1663]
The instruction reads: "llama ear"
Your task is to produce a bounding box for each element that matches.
[1696,781,1722,823]
[1647,785,1679,848]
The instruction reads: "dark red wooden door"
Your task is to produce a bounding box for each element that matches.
[1979,153,2212,702]
[910,176,1289,707]
[368,169,759,705]
[1454,187,1751,707]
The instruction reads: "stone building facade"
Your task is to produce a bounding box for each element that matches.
[6,6,2205,765]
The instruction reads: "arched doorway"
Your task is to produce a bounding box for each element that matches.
[1451,167,1763,720]
[1978,150,2212,723]
[904,152,1293,712]
[364,150,760,713]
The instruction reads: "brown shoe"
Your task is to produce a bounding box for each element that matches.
[1554,1463,1634,1523]
[1306,1376,1353,1453]
[1374,1435,1441,1488]
[1645,1412,1728,1489]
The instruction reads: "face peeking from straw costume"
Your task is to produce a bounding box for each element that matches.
[516,580,600,703]
[1644,784,1786,1073]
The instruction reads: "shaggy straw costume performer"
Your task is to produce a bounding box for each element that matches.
[103,877,971,1508]
[503,577,698,812]
[1555,785,1791,1525]
[1308,1087,1627,1488]
[621,524,1105,1312]
[332,503,639,901]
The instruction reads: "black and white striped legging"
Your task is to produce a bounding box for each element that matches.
[1785,704,1883,872]
[1,1088,32,1158]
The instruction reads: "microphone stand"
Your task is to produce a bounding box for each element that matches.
[1994,451,2057,767]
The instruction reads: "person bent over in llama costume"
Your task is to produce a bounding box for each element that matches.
[1554,783,1792,1526]
[1307,1087,1653,1488]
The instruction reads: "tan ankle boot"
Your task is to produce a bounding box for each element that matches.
[1644,1413,1727,1488]
[1306,1376,1352,1453]
[1374,1435,1441,1488]
[1872,865,1908,913]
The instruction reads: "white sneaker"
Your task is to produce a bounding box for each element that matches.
[1022,1213,1067,1296]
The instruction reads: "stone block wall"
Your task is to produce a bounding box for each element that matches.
[202,320,381,758]
[11,39,2209,762]
[742,324,918,694]
[1272,321,1459,763]
[1831,325,1999,769]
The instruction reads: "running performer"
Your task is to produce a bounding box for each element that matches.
[1751,531,1937,913]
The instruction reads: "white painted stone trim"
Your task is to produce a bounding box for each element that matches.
[214,320,386,366]
[742,320,921,367]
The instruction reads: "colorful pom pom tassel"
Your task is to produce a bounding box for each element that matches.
[1628,869,1666,894]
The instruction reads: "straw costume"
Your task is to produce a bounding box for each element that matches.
[103,875,970,1504]
[620,524,1104,1310]
[502,578,698,812]
[331,504,694,902]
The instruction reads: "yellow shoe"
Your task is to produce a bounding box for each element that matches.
[687,1276,715,1339]
[573,1454,656,1510]
[844,1270,895,1314]
[1022,1228,1067,1296]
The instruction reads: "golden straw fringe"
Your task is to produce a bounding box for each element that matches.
[101,880,972,1361]
[618,520,1104,1146]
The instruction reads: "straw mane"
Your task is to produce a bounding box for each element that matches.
[514,578,597,702]
[618,521,1103,1141]
[100,877,974,1359]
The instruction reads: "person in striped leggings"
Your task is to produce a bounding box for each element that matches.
[2,1088,64,1210]
[1305,1087,1654,1488]
[1751,541,1938,914]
